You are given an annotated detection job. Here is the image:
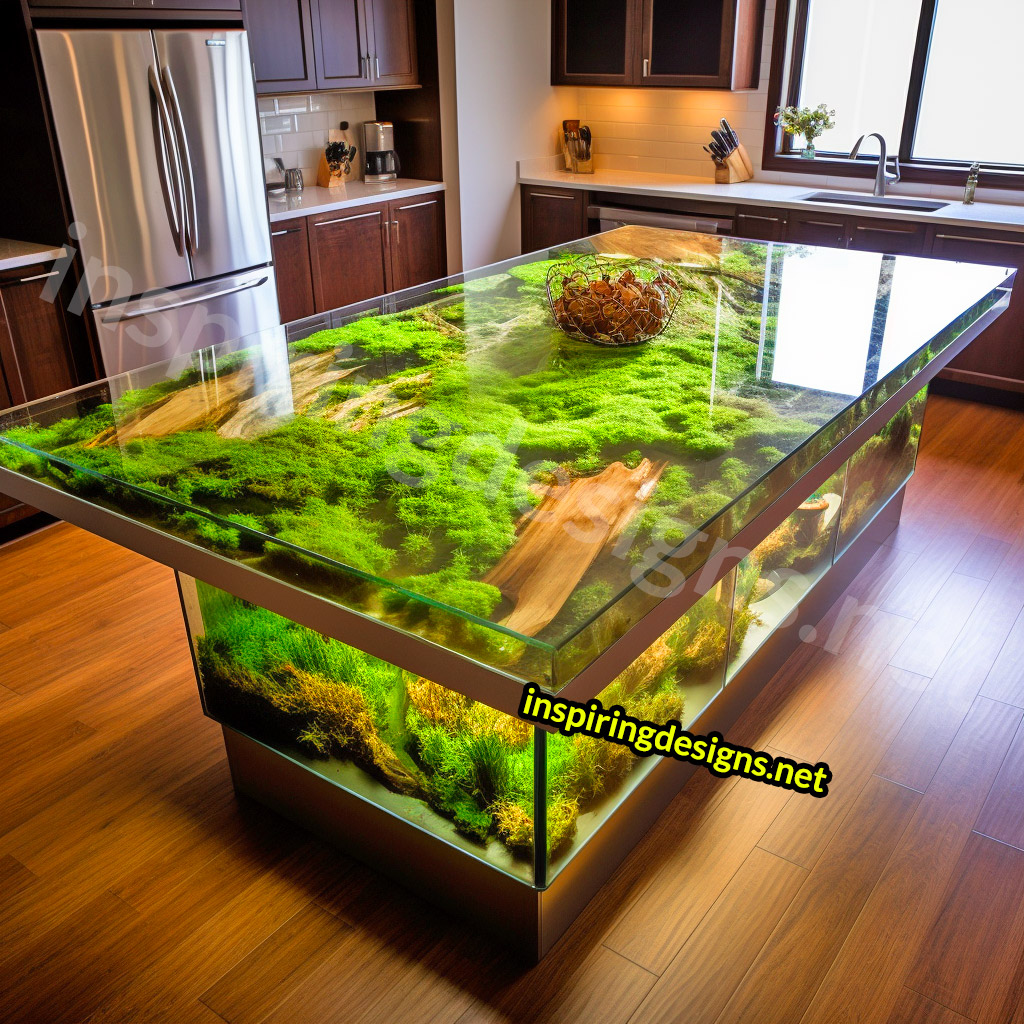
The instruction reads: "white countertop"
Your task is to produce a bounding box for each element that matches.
[517,166,1024,234]
[0,239,66,274]
[268,179,446,224]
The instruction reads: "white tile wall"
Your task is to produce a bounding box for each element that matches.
[259,91,377,185]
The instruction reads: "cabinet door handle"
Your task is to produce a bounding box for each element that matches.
[935,233,1024,247]
[315,211,380,228]
[529,192,576,201]
[384,219,391,246]
[803,219,844,228]
[397,200,436,211]
[855,225,916,235]
[643,57,650,77]
[392,219,400,247]
[18,269,61,284]
[744,215,782,223]
[361,55,368,78]
[271,227,299,237]
[375,55,380,79]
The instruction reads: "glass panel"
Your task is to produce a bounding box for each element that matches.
[650,0,723,78]
[0,233,1010,695]
[186,578,538,883]
[837,388,928,557]
[565,0,629,76]
[545,568,735,882]
[794,0,921,155]
[914,0,1024,164]
[727,463,848,681]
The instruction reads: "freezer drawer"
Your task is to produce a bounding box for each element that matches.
[93,267,280,375]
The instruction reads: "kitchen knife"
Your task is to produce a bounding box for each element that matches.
[712,130,735,156]
[721,119,740,148]
[708,141,727,162]
[703,144,724,164]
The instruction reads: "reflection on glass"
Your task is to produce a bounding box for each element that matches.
[545,567,736,882]
[727,464,848,681]
[0,230,1009,689]
[837,388,928,556]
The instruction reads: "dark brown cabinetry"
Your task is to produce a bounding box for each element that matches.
[552,0,763,89]
[847,218,927,255]
[929,229,1024,396]
[0,260,81,530]
[520,185,588,253]
[245,0,416,93]
[244,0,317,93]
[305,193,446,313]
[388,194,446,292]
[271,219,316,323]
[29,1,241,11]
[309,203,391,311]
[735,207,787,241]
[784,210,848,248]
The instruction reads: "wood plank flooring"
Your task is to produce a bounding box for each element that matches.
[1,392,1023,1024]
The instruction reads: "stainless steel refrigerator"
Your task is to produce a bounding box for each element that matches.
[37,28,280,377]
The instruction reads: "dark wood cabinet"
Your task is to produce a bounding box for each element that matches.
[0,259,82,530]
[306,194,447,312]
[552,0,639,86]
[552,0,763,89]
[245,0,317,94]
[246,0,416,92]
[0,263,78,405]
[311,0,374,89]
[309,203,391,312]
[271,219,316,322]
[848,217,927,255]
[929,229,1024,396]
[521,185,588,253]
[367,0,418,87]
[784,211,849,248]
[388,194,446,292]
[30,0,241,10]
[735,207,787,241]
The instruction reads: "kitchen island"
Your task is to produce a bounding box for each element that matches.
[0,227,1012,958]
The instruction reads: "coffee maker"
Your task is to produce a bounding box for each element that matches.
[363,122,400,183]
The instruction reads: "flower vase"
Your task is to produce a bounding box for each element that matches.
[801,144,816,160]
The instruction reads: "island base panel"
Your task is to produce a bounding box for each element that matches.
[195,481,907,960]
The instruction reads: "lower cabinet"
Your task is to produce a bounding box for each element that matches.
[929,229,1024,396]
[306,193,447,313]
[735,207,788,241]
[784,210,848,248]
[521,185,588,253]
[271,219,316,323]
[0,258,80,529]
[389,195,446,292]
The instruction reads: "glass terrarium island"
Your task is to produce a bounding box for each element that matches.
[0,226,1012,958]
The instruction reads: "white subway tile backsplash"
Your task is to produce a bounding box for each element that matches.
[258,90,377,179]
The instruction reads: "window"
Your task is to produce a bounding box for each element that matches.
[766,0,1024,183]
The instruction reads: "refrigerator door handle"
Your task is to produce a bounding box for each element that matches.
[148,65,185,258]
[100,274,269,323]
[161,65,199,255]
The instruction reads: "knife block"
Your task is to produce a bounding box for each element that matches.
[714,144,754,184]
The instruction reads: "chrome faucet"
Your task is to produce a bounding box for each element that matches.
[849,133,901,197]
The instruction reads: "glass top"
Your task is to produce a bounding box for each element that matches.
[0,226,1012,688]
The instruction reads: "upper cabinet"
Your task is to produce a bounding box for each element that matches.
[552,0,764,89]
[245,0,417,93]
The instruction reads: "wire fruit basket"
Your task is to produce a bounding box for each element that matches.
[546,255,683,346]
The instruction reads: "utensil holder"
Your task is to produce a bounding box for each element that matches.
[562,135,594,175]
[714,144,754,184]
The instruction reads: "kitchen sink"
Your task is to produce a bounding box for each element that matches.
[800,191,950,213]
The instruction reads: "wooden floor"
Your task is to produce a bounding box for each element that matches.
[1,393,1023,1024]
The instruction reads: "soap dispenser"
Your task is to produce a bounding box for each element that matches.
[963,162,981,205]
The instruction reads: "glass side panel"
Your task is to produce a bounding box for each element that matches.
[0,229,1011,694]
[836,387,928,558]
[727,463,848,682]
[185,578,538,884]
[545,567,736,882]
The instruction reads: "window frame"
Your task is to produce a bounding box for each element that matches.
[762,0,1024,190]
